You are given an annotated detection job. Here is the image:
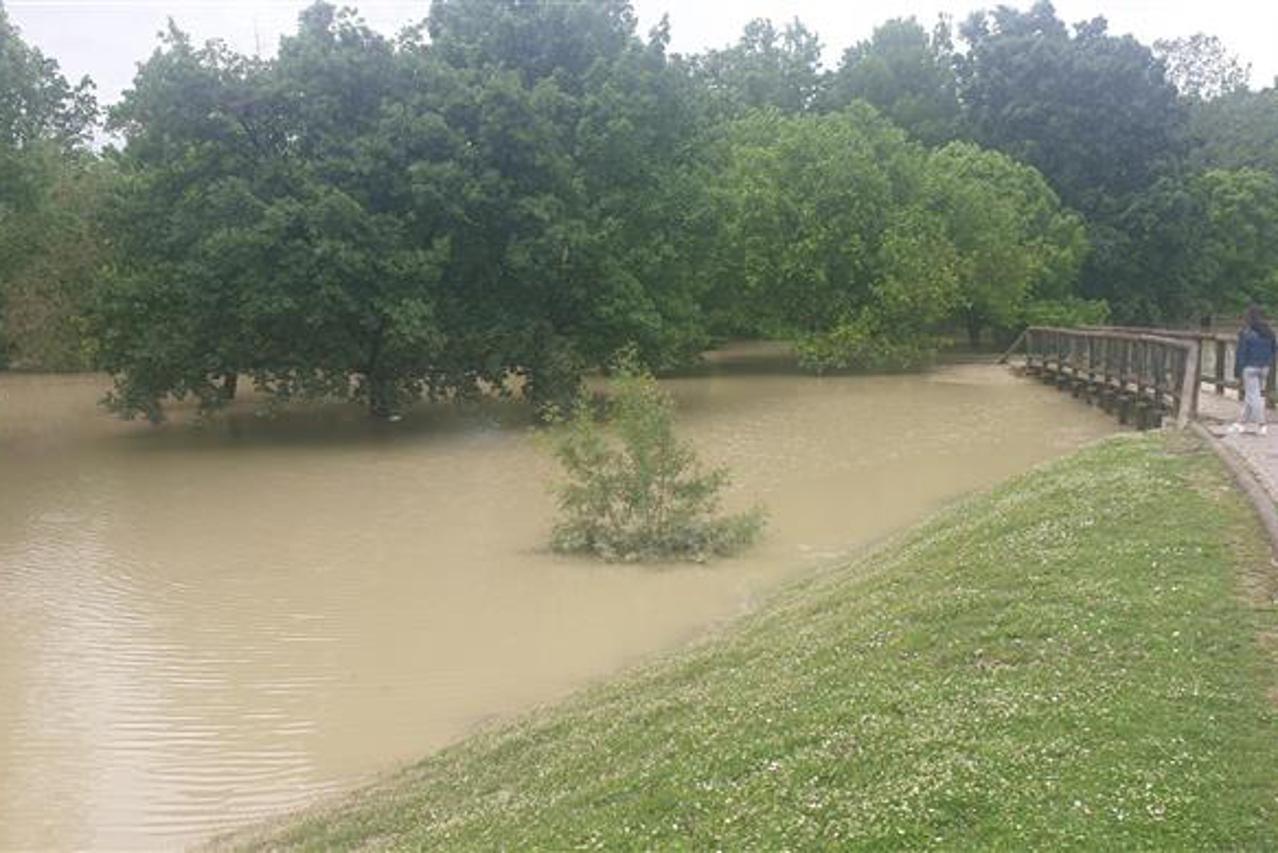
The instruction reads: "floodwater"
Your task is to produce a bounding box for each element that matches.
[0,348,1116,849]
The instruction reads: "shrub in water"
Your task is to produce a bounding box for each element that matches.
[548,357,765,562]
[795,317,936,374]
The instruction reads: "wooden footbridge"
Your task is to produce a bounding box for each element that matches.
[1002,325,1266,430]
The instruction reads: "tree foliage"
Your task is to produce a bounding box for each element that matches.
[927,142,1089,344]
[1093,168,1278,324]
[0,2,96,153]
[826,17,960,146]
[1189,87,1278,176]
[957,1,1183,216]
[96,0,709,419]
[692,18,824,116]
[702,106,957,369]
[0,3,103,368]
[5,0,1274,403]
[700,108,1087,365]
[1154,34,1251,101]
[549,354,764,562]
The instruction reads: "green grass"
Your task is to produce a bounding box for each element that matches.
[225,434,1278,850]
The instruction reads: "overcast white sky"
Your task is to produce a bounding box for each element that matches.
[7,0,1277,109]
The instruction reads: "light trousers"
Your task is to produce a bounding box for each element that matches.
[1241,366,1270,425]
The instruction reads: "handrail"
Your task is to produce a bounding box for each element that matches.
[1038,326,1194,350]
[1021,326,1200,429]
[1079,325,1237,345]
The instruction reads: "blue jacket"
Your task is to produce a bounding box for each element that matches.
[1236,326,1277,376]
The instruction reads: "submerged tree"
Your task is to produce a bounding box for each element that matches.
[698,105,1086,367]
[927,142,1090,345]
[549,354,764,562]
[702,105,956,369]
[95,0,711,421]
[98,16,422,419]
[425,0,714,407]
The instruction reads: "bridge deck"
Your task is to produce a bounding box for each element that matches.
[1196,386,1278,507]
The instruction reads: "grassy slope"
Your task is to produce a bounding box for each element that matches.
[229,434,1278,850]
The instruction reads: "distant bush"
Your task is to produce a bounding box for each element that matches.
[794,317,937,374]
[548,355,764,562]
[1020,297,1110,329]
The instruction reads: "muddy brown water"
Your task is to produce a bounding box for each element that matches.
[0,348,1116,848]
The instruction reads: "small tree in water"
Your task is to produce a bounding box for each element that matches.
[549,355,765,562]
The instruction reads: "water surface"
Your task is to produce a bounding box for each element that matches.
[0,350,1115,848]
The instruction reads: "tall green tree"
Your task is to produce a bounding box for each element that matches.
[692,18,824,116]
[927,142,1088,345]
[957,1,1183,216]
[826,17,960,146]
[0,2,102,368]
[99,10,452,419]
[0,2,96,153]
[702,105,960,370]
[96,0,712,419]
[1094,168,1278,324]
[1194,168,1278,313]
[425,0,713,401]
[1189,87,1278,176]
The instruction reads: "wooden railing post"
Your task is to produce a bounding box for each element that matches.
[1215,339,1227,395]
[1178,340,1200,428]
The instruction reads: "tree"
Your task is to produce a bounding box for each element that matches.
[692,18,824,116]
[1092,169,1278,324]
[0,2,102,368]
[1154,34,1251,101]
[702,105,960,370]
[96,0,713,420]
[957,1,1183,216]
[549,353,763,561]
[1194,168,1278,314]
[98,10,453,419]
[424,0,714,403]
[927,142,1088,345]
[826,17,960,146]
[1188,87,1278,176]
[0,151,112,369]
[0,2,96,153]
[426,0,636,89]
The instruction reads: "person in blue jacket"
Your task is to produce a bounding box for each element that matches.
[1232,305,1277,435]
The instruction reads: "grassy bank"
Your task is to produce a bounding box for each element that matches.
[226,434,1278,850]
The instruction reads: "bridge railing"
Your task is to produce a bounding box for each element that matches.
[1021,326,1200,428]
[1078,325,1276,409]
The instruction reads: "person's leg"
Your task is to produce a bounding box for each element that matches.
[1261,368,1270,433]
[1235,369,1251,430]
[1244,367,1264,427]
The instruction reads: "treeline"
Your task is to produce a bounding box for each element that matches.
[1,0,1276,419]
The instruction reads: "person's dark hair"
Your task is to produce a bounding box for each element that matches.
[1246,305,1276,341]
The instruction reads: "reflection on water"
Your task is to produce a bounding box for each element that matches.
[0,347,1116,848]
